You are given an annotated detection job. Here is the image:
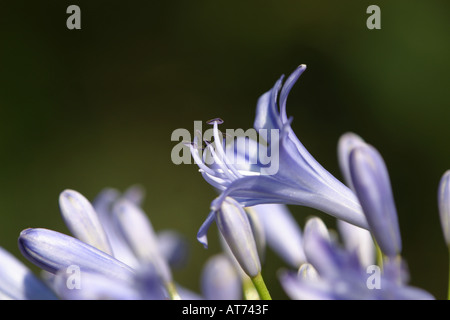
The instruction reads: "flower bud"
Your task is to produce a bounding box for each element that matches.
[216,197,261,277]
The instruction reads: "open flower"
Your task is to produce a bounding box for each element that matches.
[191,65,368,247]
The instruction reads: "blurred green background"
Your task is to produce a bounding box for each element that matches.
[0,0,449,299]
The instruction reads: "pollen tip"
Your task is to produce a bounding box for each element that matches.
[206,118,224,125]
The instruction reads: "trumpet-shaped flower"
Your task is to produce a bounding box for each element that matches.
[192,65,368,247]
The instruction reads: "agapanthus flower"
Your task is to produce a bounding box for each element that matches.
[191,65,368,247]
[17,187,189,300]
[280,217,434,300]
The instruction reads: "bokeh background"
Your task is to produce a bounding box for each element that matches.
[0,0,449,299]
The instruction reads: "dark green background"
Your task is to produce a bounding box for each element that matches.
[0,1,449,299]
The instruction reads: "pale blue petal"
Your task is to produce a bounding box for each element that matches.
[18,228,134,282]
[279,271,335,300]
[123,184,146,206]
[197,210,216,249]
[156,230,189,269]
[113,200,172,283]
[245,207,266,264]
[279,65,307,123]
[0,246,57,300]
[337,219,375,267]
[297,263,319,281]
[59,189,112,254]
[132,263,168,300]
[253,77,284,132]
[251,204,306,268]
[201,254,242,300]
[92,188,140,268]
[212,175,368,229]
[53,270,140,300]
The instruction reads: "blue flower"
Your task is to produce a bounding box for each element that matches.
[279,217,434,300]
[16,187,189,300]
[192,65,368,247]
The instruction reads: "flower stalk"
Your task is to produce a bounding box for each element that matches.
[250,272,271,300]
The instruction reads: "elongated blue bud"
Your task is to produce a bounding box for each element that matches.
[216,197,261,277]
[438,170,450,246]
[18,228,134,282]
[338,132,366,190]
[349,144,402,257]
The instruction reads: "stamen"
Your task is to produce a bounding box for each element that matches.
[201,172,229,190]
[189,138,216,176]
[205,142,237,181]
[213,122,243,179]
[206,118,224,125]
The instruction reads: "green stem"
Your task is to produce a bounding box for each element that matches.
[374,239,384,270]
[166,281,181,300]
[250,272,272,300]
